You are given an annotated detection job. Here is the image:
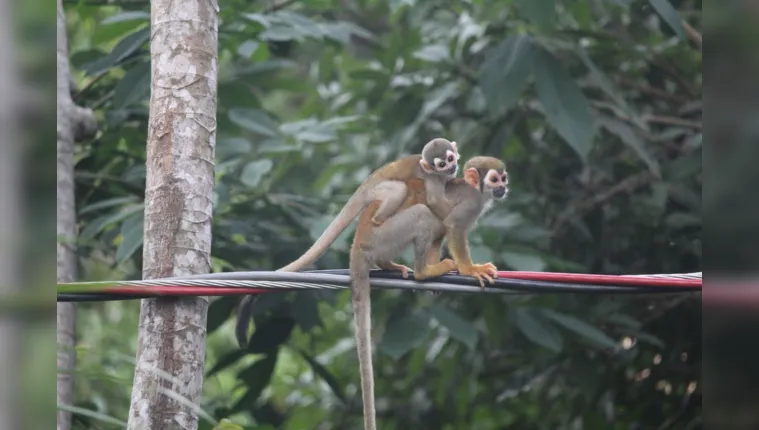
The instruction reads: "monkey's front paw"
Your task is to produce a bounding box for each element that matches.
[371,218,385,227]
[458,263,498,288]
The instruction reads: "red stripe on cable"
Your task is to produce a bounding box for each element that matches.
[495,271,700,288]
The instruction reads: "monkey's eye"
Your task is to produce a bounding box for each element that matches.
[490,176,498,183]
[437,161,446,168]
[501,174,508,182]
[447,155,454,162]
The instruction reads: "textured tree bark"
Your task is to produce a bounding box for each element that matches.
[126,0,218,428]
[56,0,97,429]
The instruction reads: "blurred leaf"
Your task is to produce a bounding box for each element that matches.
[233,353,278,412]
[80,204,144,240]
[429,304,479,350]
[541,309,619,350]
[516,0,555,31]
[479,212,523,229]
[599,116,661,177]
[292,292,321,331]
[665,212,700,229]
[501,251,545,271]
[79,196,140,215]
[648,0,686,39]
[84,28,149,75]
[479,34,535,115]
[280,119,336,143]
[101,11,150,25]
[207,296,239,333]
[413,44,450,62]
[57,404,127,427]
[514,307,563,352]
[213,418,245,430]
[297,348,347,402]
[112,61,151,109]
[115,214,143,264]
[246,317,296,353]
[240,159,274,188]
[217,137,253,160]
[229,109,280,136]
[534,50,595,161]
[207,350,247,377]
[379,311,431,359]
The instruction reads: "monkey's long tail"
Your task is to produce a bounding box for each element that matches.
[350,258,377,430]
[277,190,367,273]
[235,295,257,348]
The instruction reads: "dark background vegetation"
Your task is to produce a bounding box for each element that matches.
[62,0,701,428]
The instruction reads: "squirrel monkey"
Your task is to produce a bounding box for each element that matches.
[235,138,460,347]
[349,156,509,430]
[277,137,460,273]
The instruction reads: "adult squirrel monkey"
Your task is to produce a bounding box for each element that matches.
[349,156,509,430]
[277,137,460,273]
[235,138,460,347]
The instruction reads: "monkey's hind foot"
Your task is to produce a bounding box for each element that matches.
[458,263,498,288]
[377,261,411,278]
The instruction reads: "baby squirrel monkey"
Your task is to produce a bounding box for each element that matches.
[235,138,460,347]
[350,156,509,430]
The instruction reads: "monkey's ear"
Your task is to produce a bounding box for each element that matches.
[464,168,479,188]
[450,141,458,151]
[419,159,434,173]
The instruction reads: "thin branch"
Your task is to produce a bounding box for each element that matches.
[616,77,690,104]
[644,114,702,130]
[551,171,655,234]
[681,20,702,49]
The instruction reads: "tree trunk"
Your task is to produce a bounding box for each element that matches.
[56,0,97,429]
[126,0,218,428]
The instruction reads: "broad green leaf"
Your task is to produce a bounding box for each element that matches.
[479,212,523,229]
[598,116,661,177]
[240,159,274,188]
[246,317,296,353]
[648,0,686,39]
[479,34,535,115]
[292,291,321,331]
[429,304,479,350]
[112,61,151,109]
[57,404,127,427]
[206,349,247,377]
[233,353,278,412]
[501,251,545,271]
[280,119,336,143]
[514,307,563,352]
[534,50,595,161]
[379,311,431,359]
[541,309,619,350]
[115,214,143,264]
[79,196,140,215]
[516,0,555,31]
[229,109,280,137]
[111,27,151,64]
[216,137,252,160]
[576,48,646,131]
[206,296,239,334]
[80,204,144,240]
[297,348,347,402]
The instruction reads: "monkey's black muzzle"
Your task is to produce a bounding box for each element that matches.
[493,186,507,199]
[447,165,458,176]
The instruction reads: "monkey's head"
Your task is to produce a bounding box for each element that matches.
[463,156,509,200]
[419,138,460,179]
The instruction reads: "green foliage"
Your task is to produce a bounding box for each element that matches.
[65,0,701,428]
